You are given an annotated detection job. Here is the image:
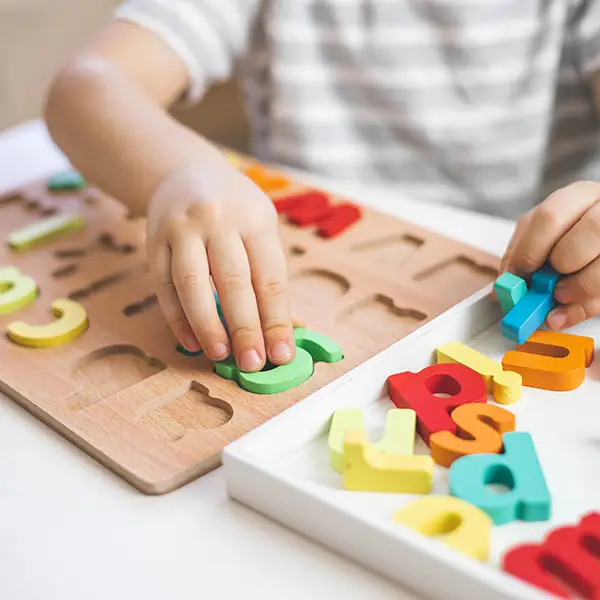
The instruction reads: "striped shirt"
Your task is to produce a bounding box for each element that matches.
[115,0,600,219]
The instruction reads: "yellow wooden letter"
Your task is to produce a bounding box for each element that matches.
[8,213,86,252]
[0,266,37,314]
[437,341,521,404]
[328,408,417,472]
[374,408,416,455]
[8,298,88,348]
[343,430,433,494]
[394,496,492,562]
[328,408,364,472]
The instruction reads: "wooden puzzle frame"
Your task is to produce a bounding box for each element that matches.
[0,157,499,494]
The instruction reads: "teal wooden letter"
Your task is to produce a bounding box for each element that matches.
[449,432,551,525]
[47,169,87,191]
[494,272,527,315]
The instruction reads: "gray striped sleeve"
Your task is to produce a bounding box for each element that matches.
[114,0,261,104]
[573,0,600,76]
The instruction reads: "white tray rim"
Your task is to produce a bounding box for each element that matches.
[222,286,554,600]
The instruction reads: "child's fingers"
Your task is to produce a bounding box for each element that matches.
[170,234,230,361]
[549,202,600,274]
[547,302,595,330]
[509,182,600,276]
[553,255,600,307]
[208,231,266,373]
[500,209,532,273]
[151,244,200,352]
[548,256,600,330]
[244,229,295,366]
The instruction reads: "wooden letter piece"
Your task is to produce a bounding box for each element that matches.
[8,213,86,252]
[437,341,521,404]
[294,327,343,362]
[215,328,343,394]
[328,408,416,472]
[215,347,314,394]
[47,169,87,191]
[449,432,551,525]
[7,298,89,348]
[244,165,291,193]
[501,264,560,344]
[502,512,600,599]
[394,496,492,562]
[387,363,487,446]
[342,429,433,494]
[502,330,594,391]
[429,403,516,468]
[0,266,38,315]
[494,272,527,315]
[274,190,362,238]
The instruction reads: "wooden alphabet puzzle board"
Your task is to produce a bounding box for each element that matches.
[0,153,499,494]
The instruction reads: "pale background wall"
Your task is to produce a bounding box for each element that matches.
[0,0,250,151]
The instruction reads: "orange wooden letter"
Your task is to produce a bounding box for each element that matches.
[429,403,516,468]
[502,331,594,391]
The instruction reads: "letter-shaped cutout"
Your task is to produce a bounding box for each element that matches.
[387,363,487,446]
[328,408,416,472]
[429,403,516,468]
[502,512,600,599]
[215,328,343,394]
[274,191,361,239]
[0,266,37,314]
[7,298,88,348]
[494,272,527,315]
[437,341,521,404]
[343,430,433,494]
[502,330,594,391]
[8,213,86,252]
[394,496,492,562]
[501,264,560,344]
[449,432,551,525]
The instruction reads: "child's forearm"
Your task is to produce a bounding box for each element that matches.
[45,56,228,217]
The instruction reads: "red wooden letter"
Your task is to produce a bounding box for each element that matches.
[502,513,600,599]
[274,191,361,237]
[387,363,487,445]
[316,204,362,238]
[287,193,330,225]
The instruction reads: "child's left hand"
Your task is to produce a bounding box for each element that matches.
[500,181,600,331]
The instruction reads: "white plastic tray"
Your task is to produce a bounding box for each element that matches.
[222,285,600,600]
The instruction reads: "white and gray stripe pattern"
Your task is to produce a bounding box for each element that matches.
[115,0,600,219]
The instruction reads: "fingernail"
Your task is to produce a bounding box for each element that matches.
[269,341,293,363]
[182,334,201,352]
[211,343,229,361]
[238,349,263,372]
[554,286,571,304]
[547,309,568,330]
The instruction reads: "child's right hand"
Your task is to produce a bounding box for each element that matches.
[146,160,295,373]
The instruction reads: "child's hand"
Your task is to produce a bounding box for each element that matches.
[146,161,295,372]
[500,181,600,331]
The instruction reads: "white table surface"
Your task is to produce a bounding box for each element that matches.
[0,121,515,600]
